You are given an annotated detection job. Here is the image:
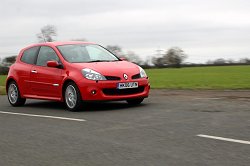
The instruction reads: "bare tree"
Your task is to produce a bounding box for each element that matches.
[239,58,250,64]
[37,25,57,42]
[152,57,164,67]
[125,51,142,65]
[163,47,187,67]
[106,45,143,64]
[106,45,123,57]
[213,58,226,65]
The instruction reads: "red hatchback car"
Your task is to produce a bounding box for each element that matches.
[6,42,150,111]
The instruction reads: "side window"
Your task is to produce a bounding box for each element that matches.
[21,46,40,64]
[36,46,59,66]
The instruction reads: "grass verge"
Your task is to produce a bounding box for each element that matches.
[0,65,250,95]
[0,75,6,95]
[0,86,5,95]
[146,65,250,89]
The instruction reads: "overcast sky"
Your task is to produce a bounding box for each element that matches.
[0,0,250,63]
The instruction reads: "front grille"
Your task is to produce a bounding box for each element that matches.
[132,73,141,79]
[105,76,121,80]
[103,86,145,96]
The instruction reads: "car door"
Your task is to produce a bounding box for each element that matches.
[18,46,40,95]
[29,46,63,99]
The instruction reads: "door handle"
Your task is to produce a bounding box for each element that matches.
[31,70,37,73]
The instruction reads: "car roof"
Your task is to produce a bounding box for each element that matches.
[26,41,96,48]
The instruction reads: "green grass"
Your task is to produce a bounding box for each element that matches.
[146,66,250,89]
[0,65,250,95]
[0,75,6,95]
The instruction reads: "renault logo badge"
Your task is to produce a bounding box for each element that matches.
[123,73,128,80]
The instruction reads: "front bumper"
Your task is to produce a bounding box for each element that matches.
[77,78,150,101]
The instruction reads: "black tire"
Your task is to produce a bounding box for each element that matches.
[126,98,144,105]
[64,82,82,111]
[7,81,26,106]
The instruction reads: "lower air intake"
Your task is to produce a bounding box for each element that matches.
[103,86,145,96]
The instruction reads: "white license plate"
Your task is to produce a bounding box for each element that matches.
[117,82,138,89]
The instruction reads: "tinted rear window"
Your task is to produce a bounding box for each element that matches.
[21,46,40,64]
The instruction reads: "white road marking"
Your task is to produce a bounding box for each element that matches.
[197,134,250,145]
[0,111,86,122]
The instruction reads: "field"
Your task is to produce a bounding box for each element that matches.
[146,65,250,89]
[0,75,6,95]
[0,65,250,95]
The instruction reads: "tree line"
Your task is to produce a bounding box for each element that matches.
[1,24,250,74]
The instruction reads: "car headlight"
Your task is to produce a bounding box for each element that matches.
[139,66,147,78]
[82,68,106,80]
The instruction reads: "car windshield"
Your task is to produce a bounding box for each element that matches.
[57,44,119,63]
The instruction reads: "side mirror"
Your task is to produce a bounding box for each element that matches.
[120,57,127,61]
[47,61,59,68]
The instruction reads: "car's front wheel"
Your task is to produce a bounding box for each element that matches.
[64,82,82,111]
[126,98,144,105]
[7,81,26,106]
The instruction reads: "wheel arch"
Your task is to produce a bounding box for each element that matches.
[62,79,83,111]
[62,79,78,101]
[6,77,17,94]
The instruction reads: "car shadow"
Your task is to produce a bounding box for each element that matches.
[24,100,146,112]
[24,101,65,111]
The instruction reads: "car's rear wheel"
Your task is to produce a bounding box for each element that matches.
[7,81,26,106]
[126,98,144,105]
[64,82,82,111]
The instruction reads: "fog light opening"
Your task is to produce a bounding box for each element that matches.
[91,90,97,95]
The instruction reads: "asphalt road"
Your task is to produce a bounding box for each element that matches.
[0,90,250,166]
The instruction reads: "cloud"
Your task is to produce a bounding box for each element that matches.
[0,0,250,63]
